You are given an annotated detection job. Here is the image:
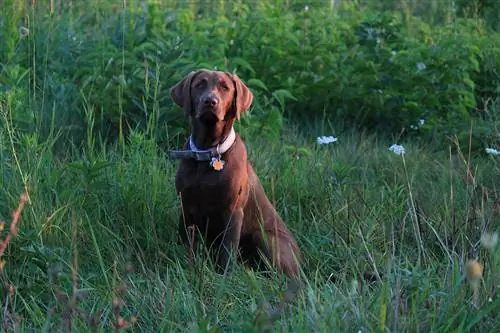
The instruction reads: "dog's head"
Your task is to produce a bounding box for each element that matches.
[170,69,253,126]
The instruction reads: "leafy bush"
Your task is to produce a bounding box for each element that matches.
[220,5,493,138]
[1,1,498,149]
[474,32,500,103]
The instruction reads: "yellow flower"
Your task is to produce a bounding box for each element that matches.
[465,259,483,305]
[465,259,483,281]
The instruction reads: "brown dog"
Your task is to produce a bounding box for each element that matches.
[168,69,301,277]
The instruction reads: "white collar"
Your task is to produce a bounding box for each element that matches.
[166,127,236,161]
[188,126,236,157]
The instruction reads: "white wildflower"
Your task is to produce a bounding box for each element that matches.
[485,148,500,156]
[19,27,29,38]
[410,119,425,130]
[304,5,309,12]
[317,136,338,145]
[389,144,405,155]
[480,232,498,250]
[416,62,426,71]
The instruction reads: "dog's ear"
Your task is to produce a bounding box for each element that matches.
[170,71,198,116]
[228,73,253,121]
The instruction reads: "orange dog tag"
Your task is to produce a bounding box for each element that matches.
[210,157,225,171]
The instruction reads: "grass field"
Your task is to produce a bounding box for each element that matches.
[1,120,499,332]
[1,1,499,332]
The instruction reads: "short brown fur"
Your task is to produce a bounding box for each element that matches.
[170,69,301,277]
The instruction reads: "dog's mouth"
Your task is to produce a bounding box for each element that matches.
[196,110,221,126]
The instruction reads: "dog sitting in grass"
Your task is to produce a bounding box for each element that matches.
[168,69,301,277]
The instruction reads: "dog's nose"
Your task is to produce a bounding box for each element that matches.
[202,95,219,107]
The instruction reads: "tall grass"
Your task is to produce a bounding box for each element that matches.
[1,119,499,331]
[0,0,499,332]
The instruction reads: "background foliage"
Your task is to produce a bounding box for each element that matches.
[1,0,499,149]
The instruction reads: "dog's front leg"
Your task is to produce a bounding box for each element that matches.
[216,209,244,274]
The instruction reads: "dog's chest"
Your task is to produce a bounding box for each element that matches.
[177,161,234,212]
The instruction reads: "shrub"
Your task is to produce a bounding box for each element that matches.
[1,1,498,149]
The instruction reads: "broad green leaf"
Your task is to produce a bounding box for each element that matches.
[246,79,269,92]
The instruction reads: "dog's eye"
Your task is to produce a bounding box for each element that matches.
[220,84,230,92]
[195,80,206,89]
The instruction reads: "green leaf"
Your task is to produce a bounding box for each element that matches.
[246,79,269,92]
[231,57,256,74]
[272,89,298,109]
